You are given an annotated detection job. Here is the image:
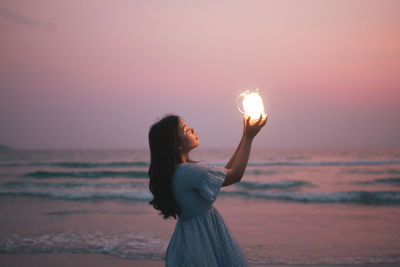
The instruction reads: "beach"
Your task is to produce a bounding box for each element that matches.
[1,254,398,267]
[1,148,400,265]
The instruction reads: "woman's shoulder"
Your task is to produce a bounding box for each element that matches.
[175,162,200,173]
[178,162,225,169]
[175,162,225,178]
[174,162,207,178]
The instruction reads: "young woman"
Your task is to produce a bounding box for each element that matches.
[148,114,267,266]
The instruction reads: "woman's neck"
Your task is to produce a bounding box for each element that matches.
[179,152,189,164]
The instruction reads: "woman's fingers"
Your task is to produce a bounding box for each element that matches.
[256,114,263,125]
[261,114,268,127]
[246,116,251,127]
[244,114,267,129]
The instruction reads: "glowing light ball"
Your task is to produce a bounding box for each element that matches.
[236,89,266,123]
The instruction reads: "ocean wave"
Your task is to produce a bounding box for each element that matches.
[43,209,93,215]
[0,181,147,189]
[345,169,400,175]
[353,177,400,186]
[205,160,400,168]
[2,159,399,169]
[0,231,166,260]
[0,161,149,168]
[247,160,400,167]
[222,190,400,205]
[235,180,315,190]
[42,209,148,215]
[0,190,152,201]
[1,231,399,264]
[51,161,149,168]
[248,169,278,175]
[374,177,400,184]
[23,170,148,179]
[3,188,399,205]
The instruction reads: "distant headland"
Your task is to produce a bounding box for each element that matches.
[0,144,14,150]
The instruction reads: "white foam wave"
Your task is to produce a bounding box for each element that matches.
[0,231,166,259]
[223,190,400,204]
[0,189,152,201]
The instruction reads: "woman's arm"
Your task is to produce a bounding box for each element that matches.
[225,135,244,169]
[222,115,267,186]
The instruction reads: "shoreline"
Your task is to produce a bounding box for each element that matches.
[0,254,398,267]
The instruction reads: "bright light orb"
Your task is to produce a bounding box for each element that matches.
[237,89,266,123]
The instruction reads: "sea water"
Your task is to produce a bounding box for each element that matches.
[0,148,399,264]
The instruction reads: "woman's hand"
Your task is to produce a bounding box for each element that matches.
[223,114,268,186]
[243,114,268,141]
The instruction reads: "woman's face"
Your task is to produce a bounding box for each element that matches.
[177,118,199,153]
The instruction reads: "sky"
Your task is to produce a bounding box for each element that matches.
[0,0,399,149]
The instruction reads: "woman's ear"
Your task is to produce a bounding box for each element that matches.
[178,146,183,151]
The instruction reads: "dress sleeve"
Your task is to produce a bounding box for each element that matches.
[175,163,227,202]
[197,165,227,202]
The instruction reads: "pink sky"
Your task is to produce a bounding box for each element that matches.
[1,0,399,149]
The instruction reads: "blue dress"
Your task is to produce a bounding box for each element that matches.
[166,163,248,267]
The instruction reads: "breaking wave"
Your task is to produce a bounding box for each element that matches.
[222,190,400,205]
[0,190,152,201]
[246,160,400,167]
[3,159,399,168]
[353,177,400,186]
[0,181,146,189]
[235,180,315,190]
[0,161,149,168]
[23,170,148,179]
[0,231,166,260]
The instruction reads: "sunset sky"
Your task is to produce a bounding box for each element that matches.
[1,0,399,149]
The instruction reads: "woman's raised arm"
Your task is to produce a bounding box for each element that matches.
[225,131,244,169]
[222,115,267,186]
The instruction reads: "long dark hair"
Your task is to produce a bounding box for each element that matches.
[148,115,182,219]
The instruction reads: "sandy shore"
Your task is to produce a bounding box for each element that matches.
[0,254,398,267]
[0,254,162,267]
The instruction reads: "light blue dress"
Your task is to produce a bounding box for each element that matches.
[166,163,248,267]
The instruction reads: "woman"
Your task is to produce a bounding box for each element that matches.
[148,114,267,266]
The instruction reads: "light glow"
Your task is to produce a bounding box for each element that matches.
[237,89,266,123]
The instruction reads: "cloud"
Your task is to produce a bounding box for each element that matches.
[0,7,54,30]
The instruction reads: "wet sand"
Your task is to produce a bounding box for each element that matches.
[0,254,397,267]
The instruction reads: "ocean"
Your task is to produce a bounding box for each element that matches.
[0,148,399,265]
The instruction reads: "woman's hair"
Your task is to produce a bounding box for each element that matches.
[148,115,181,219]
